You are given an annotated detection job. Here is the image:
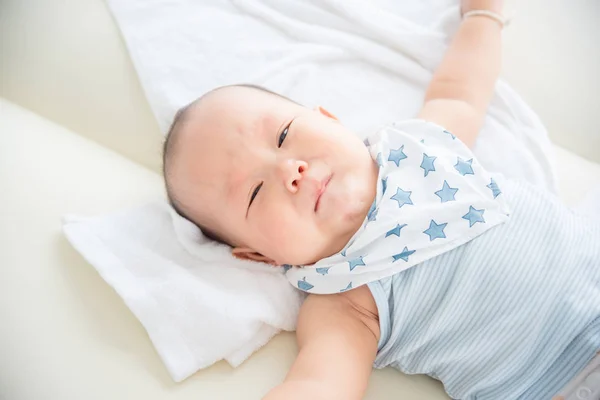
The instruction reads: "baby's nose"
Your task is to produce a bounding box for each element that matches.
[278,159,308,193]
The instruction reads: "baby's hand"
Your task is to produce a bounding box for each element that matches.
[461,0,504,16]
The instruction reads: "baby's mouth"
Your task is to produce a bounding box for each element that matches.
[314,174,333,212]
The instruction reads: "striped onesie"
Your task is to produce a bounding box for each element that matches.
[368,177,600,399]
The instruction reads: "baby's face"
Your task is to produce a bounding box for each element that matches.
[173,87,378,266]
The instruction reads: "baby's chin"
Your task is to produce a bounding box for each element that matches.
[308,194,372,264]
[327,173,373,223]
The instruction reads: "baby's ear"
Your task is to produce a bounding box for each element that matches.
[314,105,339,121]
[232,247,277,265]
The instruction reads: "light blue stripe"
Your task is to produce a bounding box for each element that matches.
[369,178,600,399]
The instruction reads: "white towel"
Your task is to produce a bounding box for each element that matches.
[64,0,560,383]
[63,203,305,383]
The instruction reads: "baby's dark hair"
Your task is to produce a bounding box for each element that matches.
[162,83,301,246]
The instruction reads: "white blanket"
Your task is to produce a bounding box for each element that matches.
[65,0,559,383]
[106,0,557,192]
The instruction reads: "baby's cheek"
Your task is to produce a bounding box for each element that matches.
[257,210,317,262]
[255,209,295,245]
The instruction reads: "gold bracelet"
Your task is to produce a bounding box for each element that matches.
[463,10,509,29]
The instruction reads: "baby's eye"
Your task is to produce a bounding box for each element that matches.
[278,121,292,148]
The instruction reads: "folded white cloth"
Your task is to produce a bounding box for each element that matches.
[63,203,305,382]
[63,0,560,383]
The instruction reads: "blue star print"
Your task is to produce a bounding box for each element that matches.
[435,180,459,203]
[340,282,353,292]
[341,239,355,257]
[462,205,486,227]
[382,177,388,194]
[487,178,502,198]
[388,145,408,167]
[282,264,293,273]
[282,121,516,295]
[423,219,448,241]
[367,201,378,222]
[454,157,474,176]
[386,223,407,238]
[298,277,314,291]
[444,130,456,139]
[391,187,413,208]
[420,153,437,177]
[348,256,366,271]
[392,246,416,262]
[376,152,384,167]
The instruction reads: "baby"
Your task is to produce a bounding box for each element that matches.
[162,1,600,399]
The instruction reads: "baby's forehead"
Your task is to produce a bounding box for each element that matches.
[177,86,306,175]
[175,99,267,180]
[191,95,290,145]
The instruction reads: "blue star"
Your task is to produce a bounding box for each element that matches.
[420,139,425,144]
[420,153,437,177]
[435,180,459,203]
[388,145,408,167]
[316,267,331,275]
[340,282,353,292]
[298,277,314,291]
[462,205,486,227]
[381,177,388,194]
[341,239,355,257]
[376,152,384,167]
[444,130,456,139]
[391,187,413,208]
[423,219,448,241]
[454,157,474,176]
[348,256,366,271]
[282,264,293,273]
[363,137,370,147]
[392,246,416,262]
[367,201,378,222]
[386,223,407,238]
[487,178,502,198]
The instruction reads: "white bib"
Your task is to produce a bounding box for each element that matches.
[284,119,512,294]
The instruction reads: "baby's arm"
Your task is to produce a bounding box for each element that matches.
[262,287,379,400]
[418,0,504,148]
